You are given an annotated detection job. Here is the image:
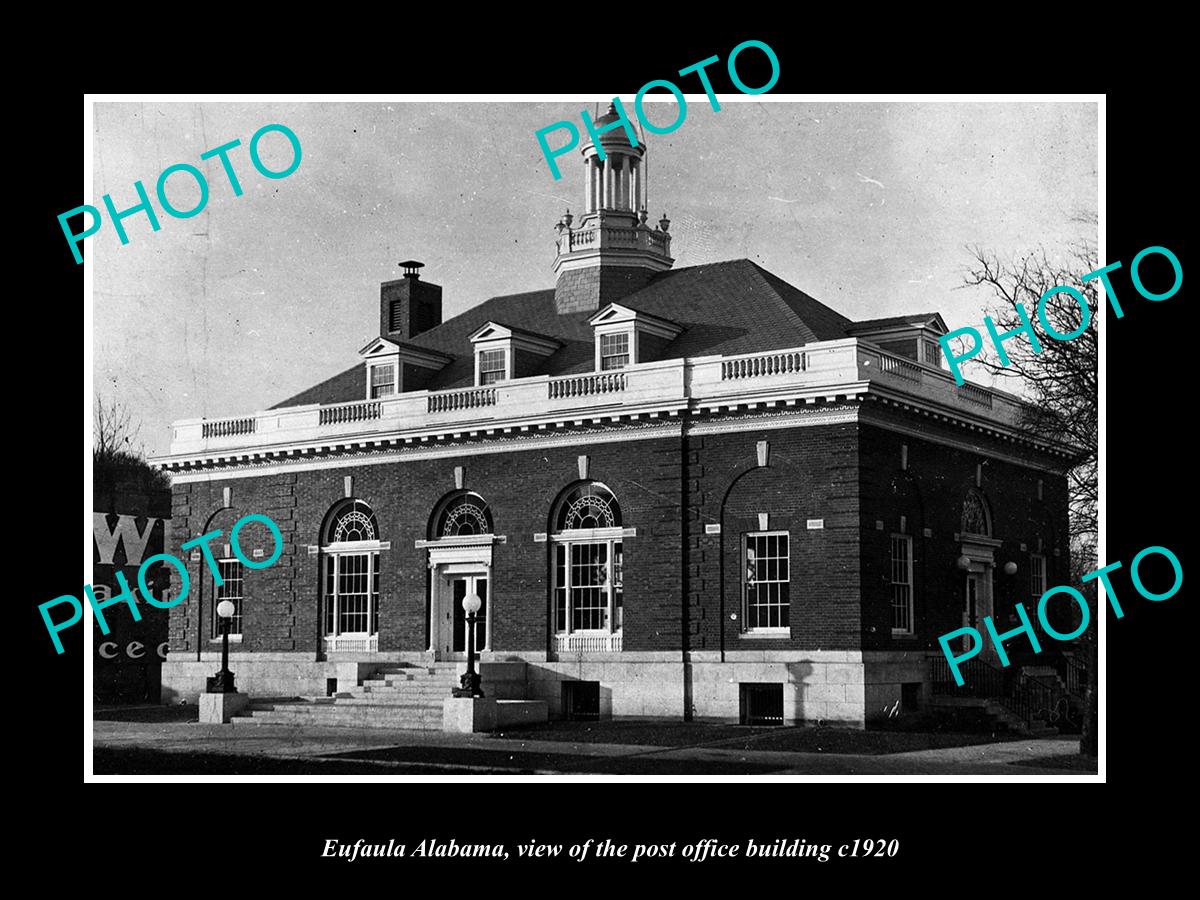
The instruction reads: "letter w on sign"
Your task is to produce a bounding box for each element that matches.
[93,513,157,566]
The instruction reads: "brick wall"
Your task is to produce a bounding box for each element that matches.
[165,407,1074,665]
[166,431,684,657]
[687,418,863,654]
[857,414,1072,653]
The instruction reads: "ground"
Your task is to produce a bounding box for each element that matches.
[91,706,1097,775]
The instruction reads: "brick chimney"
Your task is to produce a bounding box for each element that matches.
[379,260,442,340]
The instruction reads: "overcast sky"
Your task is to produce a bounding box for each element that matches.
[92,100,1097,458]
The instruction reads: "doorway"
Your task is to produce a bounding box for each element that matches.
[450,574,488,655]
[962,573,980,652]
[431,565,491,659]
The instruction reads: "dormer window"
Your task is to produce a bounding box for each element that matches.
[600,332,631,370]
[369,363,396,398]
[358,337,452,399]
[588,303,682,372]
[846,313,949,368]
[479,349,508,385]
[469,322,561,387]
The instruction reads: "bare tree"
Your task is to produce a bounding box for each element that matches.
[956,239,1098,760]
[94,396,143,463]
[956,240,1097,542]
[93,395,169,490]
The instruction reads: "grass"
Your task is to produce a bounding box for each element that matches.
[489,718,1027,756]
[1009,753,1096,772]
[94,704,199,724]
[92,747,501,775]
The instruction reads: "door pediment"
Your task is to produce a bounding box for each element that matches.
[426,543,494,567]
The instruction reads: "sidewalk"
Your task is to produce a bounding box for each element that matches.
[92,715,1094,776]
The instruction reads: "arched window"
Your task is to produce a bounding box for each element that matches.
[556,482,622,531]
[321,499,381,652]
[551,482,624,651]
[436,492,494,538]
[961,489,992,537]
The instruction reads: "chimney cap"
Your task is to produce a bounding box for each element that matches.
[399,260,425,278]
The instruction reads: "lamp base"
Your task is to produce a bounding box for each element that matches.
[452,671,483,698]
[199,691,248,724]
[206,670,237,693]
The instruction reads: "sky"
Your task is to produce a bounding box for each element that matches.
[91,100,1098,458]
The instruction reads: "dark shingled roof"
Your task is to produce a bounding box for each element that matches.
[272,259,862,409]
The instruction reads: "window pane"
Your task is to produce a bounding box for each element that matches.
[613,543,623,630]
[370,364,395,399]
[600,333,630,370]
[890,536,913,633]
[479,349,506,384]
[215,559,244,636]
[1030,554,1046,598]
[337,553,371,634]
[744,533,789,631]
[371,552,380,635]
[570,542,609,630]
[324,557,335,635]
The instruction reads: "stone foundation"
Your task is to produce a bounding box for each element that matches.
[163,650,934,727]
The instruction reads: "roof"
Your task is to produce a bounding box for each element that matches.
[272,259,904,409]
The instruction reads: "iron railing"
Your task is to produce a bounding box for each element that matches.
[1060,654,1087,700]
[930,655,1055,730]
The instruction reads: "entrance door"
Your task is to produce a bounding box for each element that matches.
[446,573,488,658]
[962,573,980,652]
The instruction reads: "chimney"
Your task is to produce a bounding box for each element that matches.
[379,260,442,340]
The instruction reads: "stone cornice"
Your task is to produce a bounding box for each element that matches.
[158,338,1081,476]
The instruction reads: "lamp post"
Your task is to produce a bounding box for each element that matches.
[453,593,484,698]
[206,600,237,693]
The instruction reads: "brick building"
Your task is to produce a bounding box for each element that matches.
[157,110,1077,726]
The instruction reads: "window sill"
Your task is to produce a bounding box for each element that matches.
[739,629,790,639]
[209,635,243,643]
[890,631,916,639]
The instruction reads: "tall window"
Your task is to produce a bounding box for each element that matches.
[370,364,395,398]
[890,534,914,635]
[1030,553,1046,599]
[479,349,507,385]
[212,559,244,638]
[322,499,381,649]
[600,332,631,370]
[552,483,623,638]
[744,532,789,631]
[923,340,942,366]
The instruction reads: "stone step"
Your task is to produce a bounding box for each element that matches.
[362,676,458,688]
[335,698,443,709]
[928,694,1056,737]
[251,707,444,721]
[235,708,443,729]
[233,717,443,731]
